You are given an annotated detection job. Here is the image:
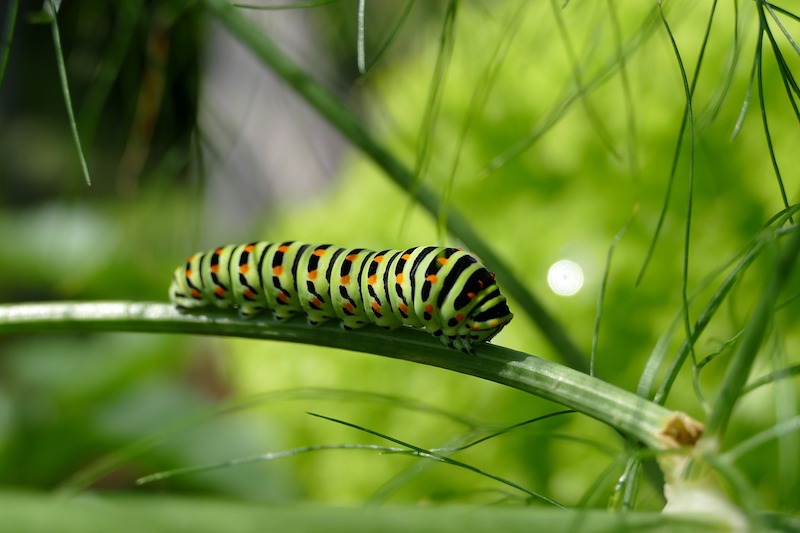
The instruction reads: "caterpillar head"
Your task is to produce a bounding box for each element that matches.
[465,288,513,344]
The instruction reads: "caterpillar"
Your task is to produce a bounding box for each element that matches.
[169,241,513,352]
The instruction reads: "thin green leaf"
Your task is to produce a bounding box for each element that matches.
[309,412,565,507]
[755,3,792,218]
[764,2,800,25]
[765,3,800,58]
[636,0,715,286]
[606,0,640,181]
[137,443,402,485]
[477,8,660,178]
[609,457,642,511]
[48,0,91,186]
[413,0,457,241]
[77,1,142,154]
[58,387,483,497]
[730,38,759,141]
[699,0,745,127]
[741,363,800,395]
[430,410,577,453]
[550,0,619,160]
[573,454,631,511]
[356,0,416,78]
[438,0,526,236]
[657,1,698,419]
[591,206,637,376]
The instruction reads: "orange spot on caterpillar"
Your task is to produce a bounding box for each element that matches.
[437,257,448,265]
[278,245,289,252]
[373,255,384,263]
[243,288,255,299]
[277,292,289,303]
[311,297,322,308]
[396,273,404,284]
[402,253,411,260]
[470,325,481,331]
[308,270,318,280]
[340,275,350,285]
[399,302,408,314]
[346,254,359,261]
[185,269,193,278]
[313,248,326,256]
[214,286,226,297]
[214,248,223,255]
[244,244,255,252]
[425,303,434,315]
[368,274,377,285]
[371,301,381,312]
[210,264,219,273]
[467,292,476,299]
[455,313,465,322]
[273,265,283,276]
[239,264,249,274]
[343,302,355,313]
[426,274,437,283]
[191,289,202,299]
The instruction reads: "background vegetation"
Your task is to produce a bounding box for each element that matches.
[1,0,798,529]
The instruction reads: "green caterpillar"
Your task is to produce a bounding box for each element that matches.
[169,241,513,352]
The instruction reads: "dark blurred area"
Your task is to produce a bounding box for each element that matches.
[1,0,204,202]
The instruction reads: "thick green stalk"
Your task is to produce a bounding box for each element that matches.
[0,301,701,453]
[199,0,588,373]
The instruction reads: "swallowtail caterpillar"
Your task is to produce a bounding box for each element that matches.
[169,241,513,352]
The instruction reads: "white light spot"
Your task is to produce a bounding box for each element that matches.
[547,260,584,296]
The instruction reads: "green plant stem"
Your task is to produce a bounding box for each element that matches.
[0,301,697,454]
[47,0,91,186]
[705,225,800,441]
[199,0,588,373]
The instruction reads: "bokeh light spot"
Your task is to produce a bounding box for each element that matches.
[547,260,584,296]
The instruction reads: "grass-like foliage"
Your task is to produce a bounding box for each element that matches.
[0,0,799,530]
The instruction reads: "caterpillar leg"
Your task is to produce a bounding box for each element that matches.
[238,305,266,318]
[307,316,334,326]
[340,319,369,331]
[439,334,474,354]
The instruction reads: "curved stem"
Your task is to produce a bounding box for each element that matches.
[0,301,701,453]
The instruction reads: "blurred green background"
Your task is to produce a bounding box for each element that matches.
[1,0,798,511]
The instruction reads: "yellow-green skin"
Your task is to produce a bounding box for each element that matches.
[169,241,513,352]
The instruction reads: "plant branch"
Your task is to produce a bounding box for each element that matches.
[0,301,701,454]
